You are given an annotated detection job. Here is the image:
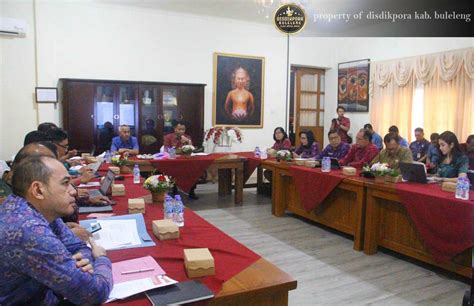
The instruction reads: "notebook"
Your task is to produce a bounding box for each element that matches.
[145,280,214,306]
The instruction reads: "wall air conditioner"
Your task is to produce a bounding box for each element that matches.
[0,17,27,37]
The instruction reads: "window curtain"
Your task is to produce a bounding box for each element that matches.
[422,49,474,142]
[370,47,473,143]
[370,59,415,141]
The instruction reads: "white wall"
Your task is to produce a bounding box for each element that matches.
[1,0,472,159]
[0,0,38,160]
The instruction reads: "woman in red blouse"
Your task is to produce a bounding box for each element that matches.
[272,127,292,150]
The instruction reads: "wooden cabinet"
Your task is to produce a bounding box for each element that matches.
[60,79,205,154]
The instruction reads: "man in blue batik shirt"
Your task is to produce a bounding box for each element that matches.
[364,123,383,151]
[111,124,139,155]
[409,127,430,163]
[0,156,113,305]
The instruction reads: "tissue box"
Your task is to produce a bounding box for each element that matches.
[81,153,91,159]
[109,166,120,175]
[184,248,215,278]
[85,156,98,164]
[304,160,318,168]
[128,198,145,214]
[111,184,125,196]
[441,182,456,193]
[342,166,356,176]
[152,219,179,240]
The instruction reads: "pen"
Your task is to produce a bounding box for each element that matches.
[121,268,154,275]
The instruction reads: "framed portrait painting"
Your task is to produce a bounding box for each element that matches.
[337,59,370,112]
[213,53,265,128]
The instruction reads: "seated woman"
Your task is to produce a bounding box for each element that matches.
[264,127,292,182]
[292,131,320,159]
[272,127,292,151]
[435,131,469,182]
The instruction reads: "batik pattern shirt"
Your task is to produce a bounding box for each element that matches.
[409,139,430,161]
[0,194,113,305]
[294,142,320,159]
[319,143,351,160]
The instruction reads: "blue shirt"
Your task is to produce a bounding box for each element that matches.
[409,139,430,161]
[319,142,351,160]
[400,137,409,148]
[371,132,383,151]
[111,136,139,152]
[427,144,441,165]
[294,142,320,159]
[0,194,113,305]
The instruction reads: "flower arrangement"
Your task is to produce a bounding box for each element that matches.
[111,154,128,167]
[204,126,242,144]
[143,174,175,193]
[276,150,292,162]
[181,145,195,155]
[362,163,400,177]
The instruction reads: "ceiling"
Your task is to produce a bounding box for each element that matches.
[98,0,472,37]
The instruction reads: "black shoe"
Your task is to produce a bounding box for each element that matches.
[188,192,199,200]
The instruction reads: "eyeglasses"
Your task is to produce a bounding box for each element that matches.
[55,142,69,150]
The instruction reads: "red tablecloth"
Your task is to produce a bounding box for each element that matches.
[234,152,261,183]
[146,155,218,192]
[289,166,347,212]
[396,182,474,262]
[81,177,261,305]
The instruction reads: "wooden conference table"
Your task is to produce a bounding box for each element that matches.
[127,153,249,205]
[259,160,472,278]
[85,174,296,305]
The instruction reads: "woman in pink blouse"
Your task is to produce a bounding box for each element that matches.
[272,127,292,150]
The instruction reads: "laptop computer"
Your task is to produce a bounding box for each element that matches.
[85,157,104,174]
[315,158,341,170]
[88,169,115,198]
[399,162,428,184]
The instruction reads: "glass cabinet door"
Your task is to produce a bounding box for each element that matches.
[118,85,137,135]
[139,86,161,153]
[95,85,115,152]
[162,87,178,135]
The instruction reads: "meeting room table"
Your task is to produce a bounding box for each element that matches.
[80,172,296,305]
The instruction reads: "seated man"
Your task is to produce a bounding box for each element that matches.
[339,129,379,169]
[318,129,350,160]
[371,132,413,170]
[111,124,139,155]
[163,120,192,150]
[388,125,409,147]
[364,123,383,151]
[409,127,430,163]
[46,128,78,164]
[0,156,113,305]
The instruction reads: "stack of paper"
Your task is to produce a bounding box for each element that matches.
[91,219,141,250]
[106,256,177,303]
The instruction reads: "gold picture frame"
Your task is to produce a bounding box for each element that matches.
[213,52,265,128]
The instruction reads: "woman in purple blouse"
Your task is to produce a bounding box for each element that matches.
[293,131,320,159]
[272,127,292,150]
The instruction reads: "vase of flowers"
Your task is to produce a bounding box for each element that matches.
[362,163,400,183]
[111,154,131,174]
[276,150,292,162]
[143,174,175,204]
[204,126,242,147]
[180,145,195,156]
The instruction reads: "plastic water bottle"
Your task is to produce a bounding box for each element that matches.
[169,147,176,159]
[254,146,261,158]
[164,195,174,220]
[322,157,331,172]
[105,150,112,163]
[174,195,184,227]
[456,177,469,200]
[260,148,268,159]
[133,164,140,184]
